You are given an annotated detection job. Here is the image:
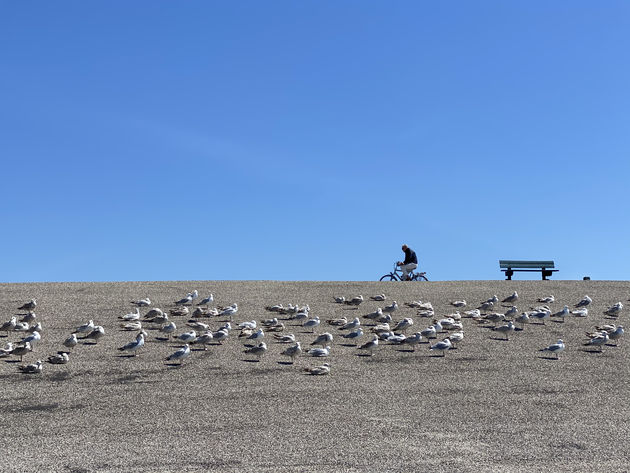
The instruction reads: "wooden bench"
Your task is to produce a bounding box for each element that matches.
[499,260,558,280]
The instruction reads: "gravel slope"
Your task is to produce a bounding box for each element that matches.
[1,280,629,472]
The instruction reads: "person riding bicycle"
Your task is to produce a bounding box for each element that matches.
[397,244,418,281]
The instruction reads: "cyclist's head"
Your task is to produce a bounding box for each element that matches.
[401,244,408,251]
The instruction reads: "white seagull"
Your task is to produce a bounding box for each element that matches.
[541,339,565,359]
[281,342,302,363]
[430,338,452,356]
[166,344,191,364]
[118,332,145,356]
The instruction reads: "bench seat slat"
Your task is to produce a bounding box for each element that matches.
[499,260,555,269]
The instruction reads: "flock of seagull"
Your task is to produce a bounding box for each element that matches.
[0,289,626,375]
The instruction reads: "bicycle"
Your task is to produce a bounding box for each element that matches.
[379,263,429,281]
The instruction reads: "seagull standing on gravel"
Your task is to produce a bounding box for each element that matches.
[273,333,296,343]
[74,320,94,334]
[21,330,41,347]
[551,305,570,322]
[0,317,17,336]
[370,294,386,302]
[281,342,302,363]
[11,342,32,361]
[220,304,238,319]
[493,321,515,340]
[402,332,423,350]
[392,317,414,332]
[246,328,265,342]
[118,332,145,356]
[195,332,214,350]
[212,329,229,344]
[504,306,518,318]
[63,334,78,350]
[420,325,437,340]
[342,328,364,344]
[430,338,452,356]
[159,321,177,340]
[0,342,14,357]
[541,339,565,359]
[575,295,592,307]
[584,332,608,352]
[382,301,399,317]
[178,331,198,343]
[538,295,555,304]
[311,332,333,347]
[340,317,360,331]
[502,291,518,304]
[478,301,494,312]
[358,334,379,356]
[166,344,191,364]
[303,316,321,333]
[120,308,140,321]
[198,294,214,306]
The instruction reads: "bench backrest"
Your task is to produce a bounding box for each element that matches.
[499,260,555,269]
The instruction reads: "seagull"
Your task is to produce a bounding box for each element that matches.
[244,342,267,360]
[504,306,518,318]
[447,331,464,347]
[14,322,30,332]
[246,328,265,342]
[538,295,555,304]
[304,363,330,375]
[238,320,257,330]
[307,345,330,357]
[364,308,384,321]
[178,331,198,343]
[82,326,105,344]
[392,317,413,332]
[169,306,189,317]
[273,333,296,343]
[340,317,360,331]
[219,304,238,319]
[430,338,452,356]
[194,332,214,350]
[541,339,565,359]
[342,328,364,344]
[20,312,37,324]
[165,344,191,364]
[575,295,592,307]
[571,308,589,318]
[311,332,333,347]
[74,320,94,334]
[63,334,78,350]
[370,294,386,301]
[18,299,37,311]
[21,331,41,346]
[502,291,518,304]
[584,332,608,352]
[18,360,43,374]
[120,308,140,321]
[198,294,214,306]
[212,329,229,344]
[159,321,177,340]
[47,352,70,364]
[604,302,623,317]
[175,293,194,306]
[328,316,348,326]
[333,296,345,304]
[608,325,624,344]
[478,301,494,312]
[382,301,399,316]
[28,322,42,333]
[358,334,379,356]
[131,297,151,307]
[0,342,14,357]
[551,305,570,322]
[186,321,209,332]
[402,332,423,350]
[281,342,302,363]
[118,332,145,356]
[144,308,164,319]
[12,342,32,361]
[344,295,364,307]
[485,295,499,304]
[0,317,17,336]
[451,300,467,308]
[120,321,143,331]
[420,326,437,339]
[493,321,515,340]
[303,317,320,333]
[530,309,551,324]
[262,317,279,327]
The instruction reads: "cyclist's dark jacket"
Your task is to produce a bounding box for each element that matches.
[403,248,418,265]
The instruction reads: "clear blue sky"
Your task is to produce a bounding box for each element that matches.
[2,1,629,282]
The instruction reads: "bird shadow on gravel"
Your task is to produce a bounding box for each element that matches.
[537,355,560,361]
[277,361,294,365]
[489,337,509,341]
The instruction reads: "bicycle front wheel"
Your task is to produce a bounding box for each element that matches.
[379,274,398,281]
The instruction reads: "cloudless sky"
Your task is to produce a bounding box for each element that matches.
[2,1,629,282]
